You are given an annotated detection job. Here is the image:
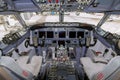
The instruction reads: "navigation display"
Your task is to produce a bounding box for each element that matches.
[77,32,84,38]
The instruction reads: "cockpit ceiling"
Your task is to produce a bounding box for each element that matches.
[85,0,120,14]
[0,0,88,12]
[1,0,120,14]
[0,0,120,16]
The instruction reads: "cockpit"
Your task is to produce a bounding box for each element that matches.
[0,0,120,80]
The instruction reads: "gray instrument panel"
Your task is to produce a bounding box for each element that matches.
[31,26,90,47]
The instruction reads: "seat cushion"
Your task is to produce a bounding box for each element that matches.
[80,57,106,80]
[17,56,42,76]
[16,56,29,65]
[0,56,32,79]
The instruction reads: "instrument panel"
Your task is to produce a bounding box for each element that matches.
[38,28,85,39]
[30,23,92,47]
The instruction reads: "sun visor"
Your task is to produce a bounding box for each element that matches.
[84,0,120,14]
[0,0,40,12]
[13,0,40,12]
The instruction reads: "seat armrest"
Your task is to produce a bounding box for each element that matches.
[92,57,108,64]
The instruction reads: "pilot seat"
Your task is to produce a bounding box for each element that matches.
[80,49,120,80]
[0,49,42,80]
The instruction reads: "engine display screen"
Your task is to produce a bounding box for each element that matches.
[47,31,54,38]
[59,31,66,38]
[69,31,76,38]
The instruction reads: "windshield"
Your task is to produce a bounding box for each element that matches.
[0,12,120,41]
[20,12,102,25]
[0,15,23,40]
[20,12,120,35]
[101,15,120,35]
